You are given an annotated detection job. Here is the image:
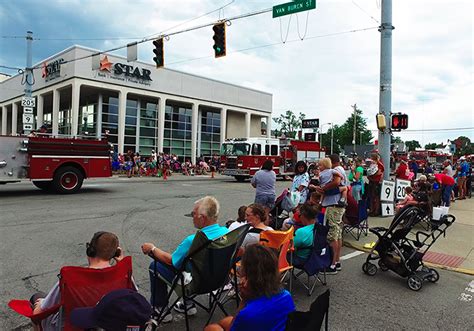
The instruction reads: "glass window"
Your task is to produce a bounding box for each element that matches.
[164,129,170,138]
[140,127,156,137]
[271,145,279,156]
[140,138,155,146]
[124,137,136,145]
[125,126,136,135]
[252,144,262,155]
[125,117,136,125]
[102,114,118,124]
[163,139,170,147]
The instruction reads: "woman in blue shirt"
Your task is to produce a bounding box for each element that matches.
[205,245,295,331]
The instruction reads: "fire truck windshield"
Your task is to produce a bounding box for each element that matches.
[221,143,251,156]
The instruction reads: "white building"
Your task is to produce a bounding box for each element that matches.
[0,46,272,163]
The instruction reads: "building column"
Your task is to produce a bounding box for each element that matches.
[11,103,18,136]
[71,83,81,137]
[197,108,202,158]
[118,90,127,154]
[191,103,198,165]
[135,99,141,152]
[157,97,166,153]
[96,93,103,139]
[36,94,44,129]
[266,116,272,138]
[52,89,60,137]
[1,106,7,135]
[220,108,227,143]
[245,112,251,138]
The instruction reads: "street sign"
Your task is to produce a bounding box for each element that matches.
[381,203,395,217]
[396,179,411,200]
[23,113,34,125]
[302,118,319,129]
[23,123,33,131]
[380,180,395,202]
[23,107,34,114]
[304,132,316,141]
[21,96,36,108]
[273,0,316,18]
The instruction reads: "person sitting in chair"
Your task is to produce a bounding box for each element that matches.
[292,203,318,266]
[141,196,228,322]
[204,245,295,331]
[31,231,125,331]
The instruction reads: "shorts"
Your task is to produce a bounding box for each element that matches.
[325,206,345,241]
[255,194,276,210]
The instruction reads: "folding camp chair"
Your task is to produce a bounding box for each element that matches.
[259,227,295,291]
[292,224,332,296]
[285,289,330,331]
[343,196,369,240]
[8,256,135,331]
[151,224,250,331]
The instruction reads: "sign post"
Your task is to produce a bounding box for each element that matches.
[273,0,316,18]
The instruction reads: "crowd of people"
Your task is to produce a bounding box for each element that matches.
[111,151,221,178]
[21,152,473,331]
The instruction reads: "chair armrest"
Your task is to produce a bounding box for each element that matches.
[8,300,61,323]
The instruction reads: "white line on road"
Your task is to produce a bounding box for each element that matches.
[340,250,365,261]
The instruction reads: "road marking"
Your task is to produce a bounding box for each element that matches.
[340,250,365,261]
[458,280,474,303]
[182,184,192,187]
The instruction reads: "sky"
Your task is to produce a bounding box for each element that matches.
[0,0,472,146]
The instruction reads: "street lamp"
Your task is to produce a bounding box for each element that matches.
[321,122,334,155]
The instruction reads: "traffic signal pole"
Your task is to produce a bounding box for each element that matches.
[378,0,394,180]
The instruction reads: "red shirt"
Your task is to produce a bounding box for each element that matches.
[396,162,410,180]
[434,173,455,186]
[369,160,385,183]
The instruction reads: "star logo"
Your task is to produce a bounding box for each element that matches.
[99,55,113,72]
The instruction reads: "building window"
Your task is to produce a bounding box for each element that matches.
[139,100,158,156]
[78,103,96,136]
[199,109,221,158]
[102,95,119,146]
[164,103,192,160]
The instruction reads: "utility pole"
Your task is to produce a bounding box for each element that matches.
[351,103,358,154]
[23,31,34,135]
[378,0,394,180]
[330,122,334,155]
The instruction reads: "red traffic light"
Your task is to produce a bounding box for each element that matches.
[391,113,408,130]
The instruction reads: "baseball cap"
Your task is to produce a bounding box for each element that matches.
[70,289,151,331]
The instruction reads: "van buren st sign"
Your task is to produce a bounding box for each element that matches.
[273,0,316,18]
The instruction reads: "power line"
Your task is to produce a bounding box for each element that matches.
[351,0,380,24]
[370,127,474,133]
[167,26,378,66]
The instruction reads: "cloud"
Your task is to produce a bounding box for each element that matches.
[0,0,472,144]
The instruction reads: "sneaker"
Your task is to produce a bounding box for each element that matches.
[153,308,173,323]
[326,266,338,275]
[337,198,348,208]
[335,262,342,271]
[174,300,197,315]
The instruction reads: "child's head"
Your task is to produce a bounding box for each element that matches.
[309,191,322,205]
[237,205,247,222]
[405,186,413,194]
[319,158,332,170]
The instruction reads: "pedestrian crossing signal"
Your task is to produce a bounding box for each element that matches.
[212,22,226,58]
[152,38,164,68]
[391,113,408,130]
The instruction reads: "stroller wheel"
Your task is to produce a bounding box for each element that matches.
[407,275,423,291]
[378,260,389,271]
[427,268,440,283]
[362,262,377,276]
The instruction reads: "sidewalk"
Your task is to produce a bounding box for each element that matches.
[343,197,474,275]
[113,173,224,181]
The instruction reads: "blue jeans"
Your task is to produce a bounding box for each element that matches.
[442,185,453,207]
[149,260,178,308]
[255,194,276,210]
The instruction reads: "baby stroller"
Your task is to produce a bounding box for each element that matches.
[362,205,455,291]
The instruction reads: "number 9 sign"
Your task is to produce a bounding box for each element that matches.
[380,180,395,202]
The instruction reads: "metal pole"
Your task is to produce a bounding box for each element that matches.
[352,104,357,154]
[378,0,393,180]
[330,123,334,155]
[24,31,34,135]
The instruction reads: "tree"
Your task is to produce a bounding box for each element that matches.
[452,136,473,156]
[425,143,438,150]
[272,110,305,139]
[405,140,421,151]
[323,108,373,154]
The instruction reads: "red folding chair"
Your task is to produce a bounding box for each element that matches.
[8,256,135,331]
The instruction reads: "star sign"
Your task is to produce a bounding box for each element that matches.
[99,55,113,72]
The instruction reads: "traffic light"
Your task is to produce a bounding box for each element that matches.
[391,113,408,130]
[152,38,164,68]
[212,22,226,58]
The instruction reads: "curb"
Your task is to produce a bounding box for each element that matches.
[343,241,474,276]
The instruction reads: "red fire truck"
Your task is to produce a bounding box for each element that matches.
[408,149,452,171]
[220,137,325,181]
[0,135,112,193]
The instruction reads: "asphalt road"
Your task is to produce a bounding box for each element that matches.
[1,177,473,330]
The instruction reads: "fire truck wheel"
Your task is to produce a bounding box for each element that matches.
[53,166,84,194]
[234,176,246,182]
[33,181,53,191]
